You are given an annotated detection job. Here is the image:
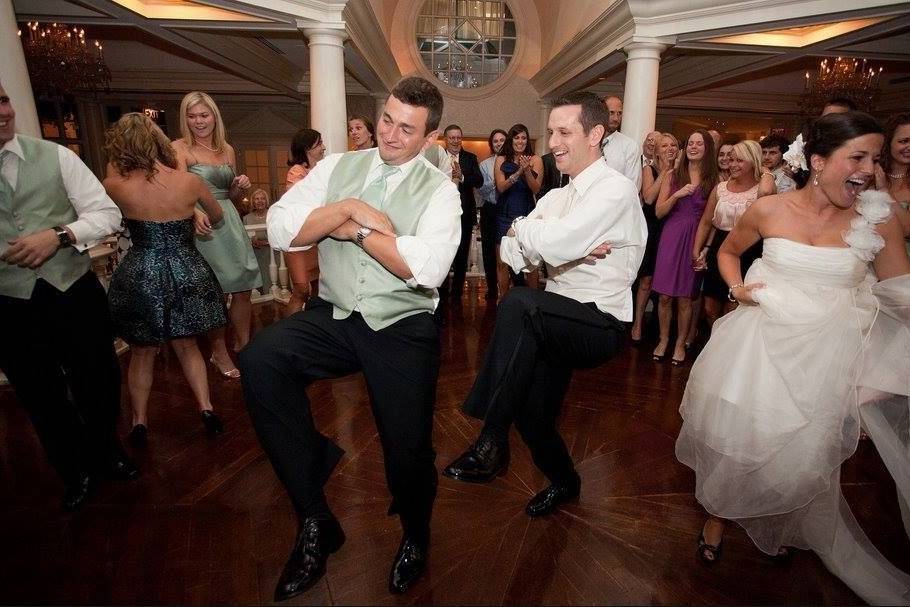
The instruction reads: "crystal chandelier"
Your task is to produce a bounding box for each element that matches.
[801,56,883,115]
[17,22,112,97]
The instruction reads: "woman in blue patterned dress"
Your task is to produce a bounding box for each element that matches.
[104,113,228,445]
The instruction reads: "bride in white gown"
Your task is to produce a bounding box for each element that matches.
[676,111,910,605]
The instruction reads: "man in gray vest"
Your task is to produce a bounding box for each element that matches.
[240,76,460,599]
[0,83,137,512]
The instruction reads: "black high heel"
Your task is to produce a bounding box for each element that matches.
[201,410,224,437]
[697,532,723,564]
[652,343,668,362]
[128,424,148,448]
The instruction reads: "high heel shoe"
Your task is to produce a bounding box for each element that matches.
[652,343,668,362]
[209,356,240,379]
[201,410,225,437]
[127,424,148,448]
[697,532,723,564]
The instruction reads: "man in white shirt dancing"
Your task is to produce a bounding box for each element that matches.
[443,91,646,516]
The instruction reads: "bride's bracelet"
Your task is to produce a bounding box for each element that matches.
[727,282,745,302]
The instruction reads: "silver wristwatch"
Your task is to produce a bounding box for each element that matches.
[355,226,373,247]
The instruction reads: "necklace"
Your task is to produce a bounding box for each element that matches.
[194,140,221,154]
[888,172,906,180]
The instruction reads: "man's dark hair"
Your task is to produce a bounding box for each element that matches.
[390,76,444,134]
[488,128,507,155]
[443,124,462,135]
[825,96,857,112]
[760,134,790,155]
[552,91,609,136]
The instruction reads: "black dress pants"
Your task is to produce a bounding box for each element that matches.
[462,287,626,486]
[0,272,123,485]
[238,297,440,541]
[451,214,475,297]
[479,204,498,297]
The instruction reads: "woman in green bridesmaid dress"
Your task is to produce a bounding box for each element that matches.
[173,91,261,379]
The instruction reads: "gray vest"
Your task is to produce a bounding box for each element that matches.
[0,136,90,299]
[318,150,445,330]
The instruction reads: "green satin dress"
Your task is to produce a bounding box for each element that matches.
[188,164,262,293]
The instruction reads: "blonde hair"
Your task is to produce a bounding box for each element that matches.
[104,112,177,179]
[179,91,226,152]
[732,140,763,182]
[250,188,270,206]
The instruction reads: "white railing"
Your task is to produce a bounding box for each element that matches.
[245,222,290,304]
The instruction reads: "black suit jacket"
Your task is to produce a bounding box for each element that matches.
[453,149,483,227]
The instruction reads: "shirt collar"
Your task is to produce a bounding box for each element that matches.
[368,147,422,179]
[568,156,608,198]
[1,135,23,160]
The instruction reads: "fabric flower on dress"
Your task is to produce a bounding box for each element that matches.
[843,190,892,261]
[783,134,807,172]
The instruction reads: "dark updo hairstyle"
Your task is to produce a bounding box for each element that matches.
[881,113,910,176]
[804,111,883,164]
[503,123,534,163]
[288,128,322,168]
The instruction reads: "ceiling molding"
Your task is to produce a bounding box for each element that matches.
[657,13,910,98]
[530,2,637,96]
[342,0,400,91]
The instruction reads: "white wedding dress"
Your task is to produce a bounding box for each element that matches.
[676,195,910,605]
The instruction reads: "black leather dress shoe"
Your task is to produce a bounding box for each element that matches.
[388,536,427,594]
[442,434,509,483]
[106,454,140,482]
[62,474,93,512]
[274,517,345,602]
[525,483,580,517]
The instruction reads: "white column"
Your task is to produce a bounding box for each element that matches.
[537,101,551,154]
[620,42,666,150]
[373,93,387,124]
[0,0,40,137]
[303,27,348,154]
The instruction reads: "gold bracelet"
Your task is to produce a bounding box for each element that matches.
[727,282,744,302]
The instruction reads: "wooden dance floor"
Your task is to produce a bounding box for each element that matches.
[2,281,908,605]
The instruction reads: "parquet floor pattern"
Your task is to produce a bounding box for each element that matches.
[1,280,908,605]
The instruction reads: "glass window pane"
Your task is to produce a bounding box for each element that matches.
[417,0,513,88]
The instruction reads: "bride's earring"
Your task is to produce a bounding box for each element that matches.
[812,170,821,187]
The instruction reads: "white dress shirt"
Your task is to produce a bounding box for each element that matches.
[1,135,121,251]
[268,150,461,291]
[772,166,797,194]
[501,157,647,321]
[601,130,642,190]
[475,155,497,207]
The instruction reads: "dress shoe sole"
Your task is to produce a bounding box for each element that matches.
[525,493,580,517]
[441,465,507,484]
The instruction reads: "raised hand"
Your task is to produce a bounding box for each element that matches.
[232,174,251,190]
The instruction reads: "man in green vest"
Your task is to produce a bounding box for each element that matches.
[0,83,137,512]
[240,76,460,599]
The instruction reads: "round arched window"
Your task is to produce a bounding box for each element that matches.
[415,0,517,89]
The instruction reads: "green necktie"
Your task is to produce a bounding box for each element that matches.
[360,163,400,209]
[0,150,13,200]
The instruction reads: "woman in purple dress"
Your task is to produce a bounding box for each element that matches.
[652,129,718,365]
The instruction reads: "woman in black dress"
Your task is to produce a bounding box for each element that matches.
[103,113,228,445]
